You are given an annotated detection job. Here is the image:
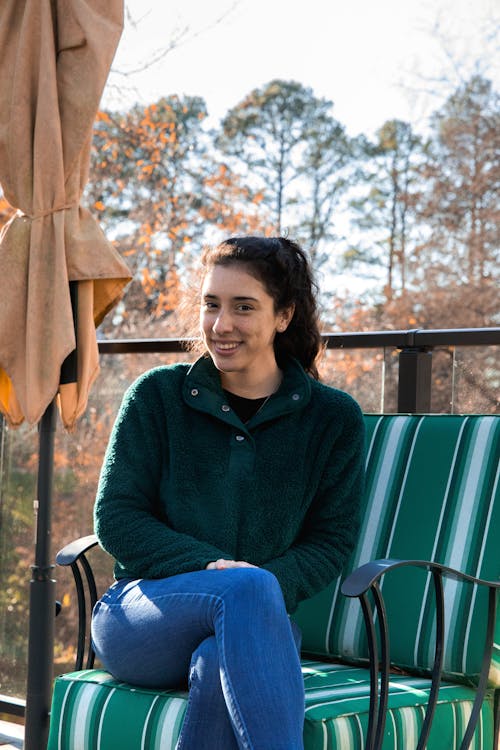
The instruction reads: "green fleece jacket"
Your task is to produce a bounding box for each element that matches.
[94,356,365,612]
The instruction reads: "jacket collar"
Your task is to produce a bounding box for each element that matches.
[182,355,312,431]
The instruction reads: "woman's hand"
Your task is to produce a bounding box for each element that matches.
[206,559,258,570]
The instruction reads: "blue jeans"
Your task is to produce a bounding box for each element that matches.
[91,567,305,749]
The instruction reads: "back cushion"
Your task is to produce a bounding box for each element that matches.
[293,415,500,686]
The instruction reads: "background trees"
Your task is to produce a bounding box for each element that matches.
[366,76,500,332]
[287,105,358,271]
[217,80,359,272]
[346,120,425,300]
[415,76,499,298]
[82,73,498,335]
[87,96,210,332]
[82,72,498,402]
[218,80,320,235]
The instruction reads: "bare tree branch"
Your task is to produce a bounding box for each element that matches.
[396,4,500,123]
[112,2,241,77]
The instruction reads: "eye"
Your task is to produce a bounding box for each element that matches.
[203,301,218,310]
[236,303,253,312]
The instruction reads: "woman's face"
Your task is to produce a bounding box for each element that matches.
[200,263,292,383]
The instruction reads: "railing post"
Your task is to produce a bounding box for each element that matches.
[398,348,433,413]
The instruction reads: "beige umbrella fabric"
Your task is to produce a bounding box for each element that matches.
[0,0,131,430]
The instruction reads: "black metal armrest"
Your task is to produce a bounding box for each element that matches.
[56,534,99,566]
[341,558,499,750]
[342,558,500,596]
[56,534,101,671]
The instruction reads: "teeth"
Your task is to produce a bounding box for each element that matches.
[216,342,239,350]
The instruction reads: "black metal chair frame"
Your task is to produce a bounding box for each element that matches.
[341,559,500,750]
[56,534,99,671]
[56,540,500,750]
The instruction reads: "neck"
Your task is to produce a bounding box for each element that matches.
[220,365,283,399]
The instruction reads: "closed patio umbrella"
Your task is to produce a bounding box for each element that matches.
[0,1,130,746]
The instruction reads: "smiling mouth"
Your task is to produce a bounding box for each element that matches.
[212,341,241,352]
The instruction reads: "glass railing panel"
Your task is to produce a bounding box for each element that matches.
[319,346,395,413]
[427,346,499,414]
[0,419,37,699]
[447,345,499,415]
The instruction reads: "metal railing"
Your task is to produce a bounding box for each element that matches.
[97,327,500,414]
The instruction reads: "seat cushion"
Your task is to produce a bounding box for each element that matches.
[302,660,494,749]
[48,664,494,749]
[48,670,188,749]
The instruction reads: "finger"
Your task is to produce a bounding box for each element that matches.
[207,559,258,570]
[215,558,232,569]
[206,559,230,569]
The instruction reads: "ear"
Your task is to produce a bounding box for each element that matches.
[277,304,295,332]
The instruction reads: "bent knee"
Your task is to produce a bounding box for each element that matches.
[220,567,285,608]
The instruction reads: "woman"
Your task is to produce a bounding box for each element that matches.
[91,236,365,749]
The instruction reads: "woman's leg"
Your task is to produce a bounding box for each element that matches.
[207,568,304,750]
[178,636,239,750]
[91,567,304,750]
[179,613,303,750]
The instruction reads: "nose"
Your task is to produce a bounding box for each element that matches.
[212,308,233,334]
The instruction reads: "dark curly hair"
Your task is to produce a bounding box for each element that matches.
[200,236,322,379]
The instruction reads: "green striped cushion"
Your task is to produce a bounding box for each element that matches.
[48,664,494,749]
[48,670,188,749]
[302,659,494,750]
[293,415,500,686]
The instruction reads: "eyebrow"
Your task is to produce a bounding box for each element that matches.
[203,294,260,302]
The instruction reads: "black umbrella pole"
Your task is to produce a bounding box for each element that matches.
[24,398,57,750]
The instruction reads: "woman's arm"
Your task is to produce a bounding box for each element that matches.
[94,374,231,578]
[261,403,365,613]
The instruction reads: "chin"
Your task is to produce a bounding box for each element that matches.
[212,358,241,373]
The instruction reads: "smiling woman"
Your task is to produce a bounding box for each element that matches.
[90,235,366,749]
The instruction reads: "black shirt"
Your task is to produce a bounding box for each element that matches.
[223,390,268,424]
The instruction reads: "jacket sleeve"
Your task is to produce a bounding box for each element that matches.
[261,399,365,613]
[94,374,231,579]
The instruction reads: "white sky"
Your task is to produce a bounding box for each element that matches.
[103,0,499,137]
